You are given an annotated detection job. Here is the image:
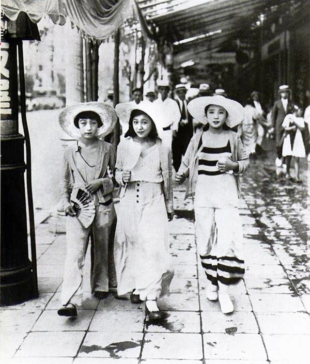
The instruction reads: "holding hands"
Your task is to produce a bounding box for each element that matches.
[122,170,131,183]
[175,173,186,184]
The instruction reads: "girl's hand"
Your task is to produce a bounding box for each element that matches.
[175,173,185,184]
[65,205,76,216]
[167,212,174,221]
[217,157,237,173]
[85,179,102,194]
[122,170,131,183]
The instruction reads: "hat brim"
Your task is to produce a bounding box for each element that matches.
[188,96,244,128]
[115,102,163,139]
[278,88,291,93]
[59,102,117,139]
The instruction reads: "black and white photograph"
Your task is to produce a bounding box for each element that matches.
[1,0,310,363]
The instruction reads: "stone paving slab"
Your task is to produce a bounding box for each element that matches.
[7,358,73,364]
[142,333,203,360]
[16,332,85,357]
[32,309,95,331]
[89,309,145,332]
[200,294,252,313]
[256,312,310,334]
[250,293,305,312]
[202,333,267,361]
[78,332,143,359]
[201,311,259,334]
[145,311,201,333]
[264,334,310,362]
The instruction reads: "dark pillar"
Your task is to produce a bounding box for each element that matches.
[0,13,39,305]
[112,28,121,149]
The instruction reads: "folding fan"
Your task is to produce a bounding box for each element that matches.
[71,188,96,228]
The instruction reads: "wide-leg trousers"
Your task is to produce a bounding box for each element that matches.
[195,206,245,287]
[61,203,116,306]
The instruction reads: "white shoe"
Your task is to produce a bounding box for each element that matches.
[275,158,282,167]
[219,293,234,314]
[206,286,218,301]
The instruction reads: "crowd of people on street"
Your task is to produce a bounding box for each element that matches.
[56,79,309,321]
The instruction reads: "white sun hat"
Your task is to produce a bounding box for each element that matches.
[59,102,117,139]
[115,102,163,139]
[187,96,244,128]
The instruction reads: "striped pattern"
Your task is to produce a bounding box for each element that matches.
[198,141,231,176]
[200,254,245,286]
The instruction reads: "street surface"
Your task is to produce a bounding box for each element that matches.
[1,119,310,363]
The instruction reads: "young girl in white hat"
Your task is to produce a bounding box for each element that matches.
[114,102,174,320]
[58,102,117,317]
[176,96,249,314]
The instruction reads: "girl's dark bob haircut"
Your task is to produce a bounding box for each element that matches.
[125,110,158,139]
[204,104,231,131]
[74,111,103,128]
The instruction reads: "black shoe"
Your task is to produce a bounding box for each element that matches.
[57,304,77,317]
[145,300,163,320]
[130,290,143,304]
[94,291,109,299]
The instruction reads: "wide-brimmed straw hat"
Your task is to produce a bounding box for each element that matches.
[188,96,244,128]
[115,102,163,138]
[278,85,291,93]
[59,102,117,139]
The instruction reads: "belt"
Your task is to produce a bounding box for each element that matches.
[163,126,171,131]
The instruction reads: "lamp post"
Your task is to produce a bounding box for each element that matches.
[0,12,40,305]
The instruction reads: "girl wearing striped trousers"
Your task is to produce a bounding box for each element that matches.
[176,96,249,314]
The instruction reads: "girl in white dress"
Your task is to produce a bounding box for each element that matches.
[114,102,174,320]
[282,105,306,182]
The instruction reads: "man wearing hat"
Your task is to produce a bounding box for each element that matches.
[271,85,294,166]
[154,80,181,150]
[199,83,212,97]
[129,88,144,105]
[172,84,193,171]
[214,89,227,97]
[58,102,117,317]
[145,90,156,103]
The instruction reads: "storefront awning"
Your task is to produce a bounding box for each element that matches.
[2,0,148,40]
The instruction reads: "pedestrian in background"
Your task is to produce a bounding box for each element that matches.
[154,79,181,150]
[114,102,174,321]
[271,85,294,167]
[145,90,156,103]
[250,91,268,155]
[282,105,306,182]
[172,84,193,171]
[240,98,259,160]
[176,96,249,314]
[129,88,144,105]
[58,103,117,317]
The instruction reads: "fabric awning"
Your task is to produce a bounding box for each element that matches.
[2,0,147,40]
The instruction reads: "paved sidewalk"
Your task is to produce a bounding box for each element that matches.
[1,151,310,364]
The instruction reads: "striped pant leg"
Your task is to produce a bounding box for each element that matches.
[214,206,245,286]
[195,206,219,286]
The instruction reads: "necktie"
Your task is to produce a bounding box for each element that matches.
[181,101,186,120]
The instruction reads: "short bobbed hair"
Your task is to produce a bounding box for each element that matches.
[74,111,103,128]
[125,110,158,139]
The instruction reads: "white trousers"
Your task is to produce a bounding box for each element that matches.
[61,204,116,306]
[195,206,245,286]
